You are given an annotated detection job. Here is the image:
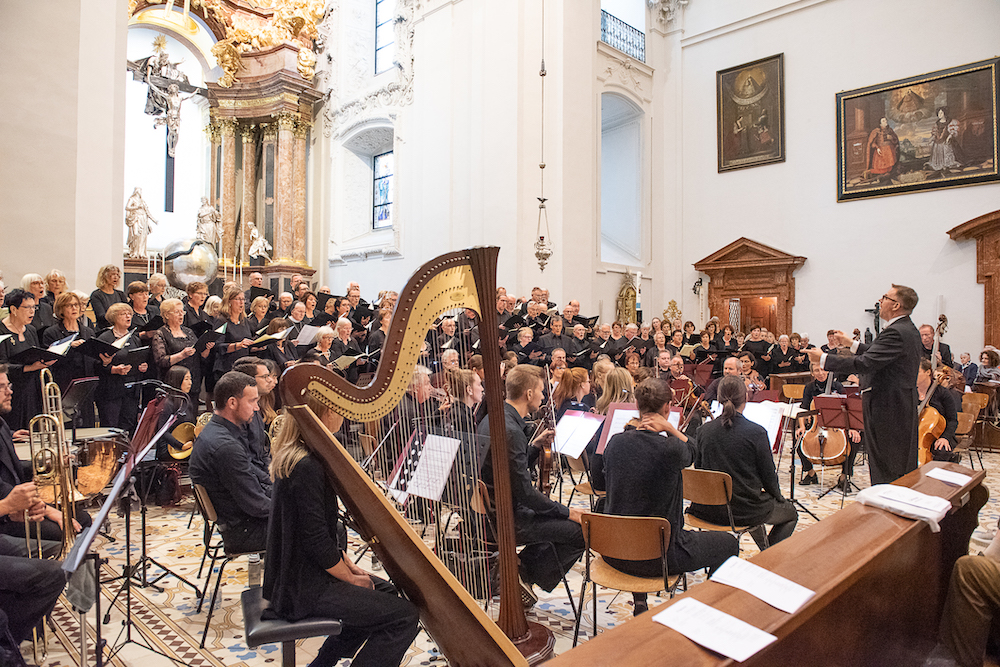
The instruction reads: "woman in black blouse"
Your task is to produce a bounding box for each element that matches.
[183,281,209,328]
[683,320,699,346]
[127,281,160,345]
[89,264,127,330]
[147,273,168,310]
[0,290,55,430]
[769,335,798,374]
[42,292,97,427]
[264,398,419,667]
[152,298,213,408]
[248,296,270,333]
[254,318,297,369]
[690,330,718,365]
[95,303,151,433]
[213,288,254,382]
[331,318,364,384]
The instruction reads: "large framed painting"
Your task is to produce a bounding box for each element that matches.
[717,54,785,172]
[837,58,999,202]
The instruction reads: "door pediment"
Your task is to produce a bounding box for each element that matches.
[694,237,806,272]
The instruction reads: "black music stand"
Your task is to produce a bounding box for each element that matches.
[62,376,99,442]
[812,394,865,505]
[786,409,820,522]
[61,414,175,667]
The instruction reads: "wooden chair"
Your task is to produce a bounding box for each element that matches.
[782,383,805,403]
[565,454,605,511]
[953,411,981,469]
[573,513,684,647]
[749,389,780,403]
[681,468,767,552]
[964,392,989,421]
[193,483,265,648]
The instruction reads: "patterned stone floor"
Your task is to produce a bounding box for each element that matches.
[28,445,999,666]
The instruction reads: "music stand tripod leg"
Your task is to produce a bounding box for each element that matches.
[787,434,820,522]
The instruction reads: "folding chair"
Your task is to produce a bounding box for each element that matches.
[573,513,684,646]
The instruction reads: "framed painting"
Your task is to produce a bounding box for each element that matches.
[836,57,999,202]
[717,53,785,172]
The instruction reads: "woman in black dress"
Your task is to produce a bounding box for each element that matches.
[264,397,420,667]
[182,281,210,329]
[683,320,699,347]
[314,327,336,365]
[147,273,168,310]
[21,273,56,341]
[127,281,160,346]
[331,318,364,384]
[42,292,97,427]
[254,318,297,369]
[95,303,151,433]
[88,264,127,330]
[690,330,718,366]
[0,290,54,430]
[151,298,213,408]
[213,288,254,382]
[769,335,798,375]
[248,296,270,333]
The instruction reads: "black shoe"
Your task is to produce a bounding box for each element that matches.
[800,474,817,486]
[950,452,964,464]
[837,475,851,494]
[518,574,537,609]
[633,600,649,616]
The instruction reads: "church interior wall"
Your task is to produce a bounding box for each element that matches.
[672,0,999,355]
[1,0,127,290]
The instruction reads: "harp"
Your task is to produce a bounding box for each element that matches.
[280,247,554,665]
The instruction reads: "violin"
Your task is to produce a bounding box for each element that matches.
[679,400,713,432]
[917,314,948,465]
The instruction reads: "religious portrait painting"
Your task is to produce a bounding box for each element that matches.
[836,57,999,202]
[716,54,786,172]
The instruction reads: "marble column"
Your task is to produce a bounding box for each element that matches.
[219,118,239,264]
[241,124,257,263]
[274,112,297,264]
[261,123,278,253]
[208,118,221,207]
[292,118,308,264]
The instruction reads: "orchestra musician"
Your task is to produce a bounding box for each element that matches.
[602,378,739,615]
[264,394,419,667]
[737,351,766,397]
[920,324,954,368]
[688,375,797,550]
[806,284,922,485]
[477,364,584,607]
[795,362,861,489]
[916,358,962,463]
[703,357,741,404]
[551,367,591,420]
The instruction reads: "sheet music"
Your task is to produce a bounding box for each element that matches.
[712,401,786,448]
[388,433,462,504]
[554,411,605,458]
[297,324,322,346]
[710,556,815,614]
[926,468,973,487]
[653,597,777,662]
[597,405,639,454]
[856,484,952,532]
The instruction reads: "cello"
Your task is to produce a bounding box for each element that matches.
[800,370,850,466]
[917,315,948,465]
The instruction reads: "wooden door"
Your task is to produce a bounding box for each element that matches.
[741,297,777,333]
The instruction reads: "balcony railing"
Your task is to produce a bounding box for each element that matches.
[600,10,645,63]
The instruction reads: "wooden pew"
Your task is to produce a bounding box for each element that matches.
[551,462,987,666]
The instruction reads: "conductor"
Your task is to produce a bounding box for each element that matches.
[806,284,922,485]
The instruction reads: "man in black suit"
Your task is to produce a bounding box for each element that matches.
[919,323,953,368]
[807,284,922,485]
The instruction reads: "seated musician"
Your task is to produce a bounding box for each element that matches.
[687,376,797,550]
[603,378,739,615]
[737,351,766,397]
[233,357,278,476]
[477,365,585,607]
[0,480,65,666]
[551,367,591,420]
[917,359,962,463]
[0,364,92,544]
[190,372,270,554]
[920,323,954,368]
[796,362,861,488]
[703,356,741,404]
[263,396,419,667]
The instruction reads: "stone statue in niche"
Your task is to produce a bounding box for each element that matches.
[196,197,222,247]
[246,221,272,261]
[125,187,157,259]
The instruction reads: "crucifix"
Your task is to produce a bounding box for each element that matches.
[127,36,209,211]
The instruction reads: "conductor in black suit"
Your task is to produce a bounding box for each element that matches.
[807,285,923,485]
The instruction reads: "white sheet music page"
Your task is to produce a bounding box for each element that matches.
[554,411,605,458]
[652,597,777,662]
[710,556,815,614]
[926,467,973,487]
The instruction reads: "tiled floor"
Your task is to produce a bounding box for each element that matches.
[28,446,999,666]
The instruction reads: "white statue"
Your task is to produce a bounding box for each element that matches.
[151,82,195,157]
[196,197,222,246]
[125,187,157,258]
[246,221,272,261]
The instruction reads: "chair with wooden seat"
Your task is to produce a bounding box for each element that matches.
[565,454,605,512]
[953,411,980,469]
[682,468,767,552]
[193,483,265,648]
[964,392,989,421]
[572,513,684,647]
[782,383,805,403]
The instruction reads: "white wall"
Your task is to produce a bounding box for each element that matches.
[668,0,1000,355]
[0,0,127,290]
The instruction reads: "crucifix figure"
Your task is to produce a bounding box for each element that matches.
[150,82,196,158]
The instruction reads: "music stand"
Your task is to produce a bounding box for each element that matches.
[62,376,98,443]
[61,412,176,667]
[812,394,865,504]
[786,409,820,521]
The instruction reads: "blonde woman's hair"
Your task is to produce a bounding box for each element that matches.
[205,295,222,317]
[597,367,635,415]
[270,391,328,480]
[592,359,614,390]
[159,298,183,320]
[96,264,120,289]
[220,286,245,322]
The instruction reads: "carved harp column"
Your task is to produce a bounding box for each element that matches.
[241,125,258,261]
[274,111,298,264]
[219,118,239,263]
[292,118,308,264]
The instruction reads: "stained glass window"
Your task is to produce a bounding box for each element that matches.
[373,150,394,229]
[375,0,396,74]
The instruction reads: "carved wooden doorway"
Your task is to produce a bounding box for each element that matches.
[693,238,806,335]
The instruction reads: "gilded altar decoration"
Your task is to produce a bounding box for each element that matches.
[211,37,243,88]
[664,300,682,324]
[616,273,637,325]
[297,47,317,81]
